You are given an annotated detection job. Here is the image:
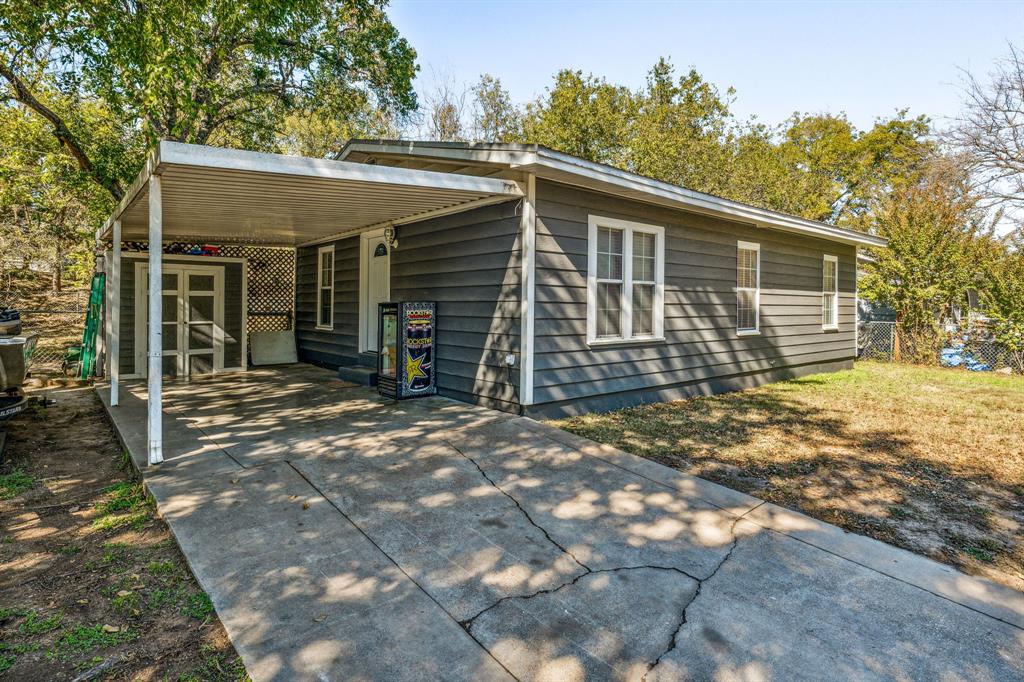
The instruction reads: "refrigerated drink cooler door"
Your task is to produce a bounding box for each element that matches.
[377,302,437,400]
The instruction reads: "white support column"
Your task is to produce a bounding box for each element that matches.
[110,220,122,406]
[518,174,537,408]
[147,177,163,465]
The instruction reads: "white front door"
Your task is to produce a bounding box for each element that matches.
[136,263,224,377]
[360,230,391,353]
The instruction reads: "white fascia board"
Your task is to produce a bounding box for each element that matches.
[158,142,524,196]
[529,150,887,249]
[339,140,539,167]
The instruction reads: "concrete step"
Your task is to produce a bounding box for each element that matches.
[338,364,378,387]
[338,352,378,368]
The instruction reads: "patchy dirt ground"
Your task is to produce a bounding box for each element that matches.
[552,361,1024,592]
[0,384,247,680]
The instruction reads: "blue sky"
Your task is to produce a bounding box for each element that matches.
[388,0,1024,131]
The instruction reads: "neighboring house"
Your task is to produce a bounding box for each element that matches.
[97,140,885,460]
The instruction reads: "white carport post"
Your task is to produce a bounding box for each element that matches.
[147,175,163,464]
[110,219,121,406]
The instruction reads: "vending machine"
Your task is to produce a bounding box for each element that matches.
[377,301,437,400]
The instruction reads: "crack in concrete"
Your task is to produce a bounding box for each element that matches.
[459,564,702,631]
[448,433,770,676]
[284,460,522,682]
[444,439,592,572]
[642,502,765,681]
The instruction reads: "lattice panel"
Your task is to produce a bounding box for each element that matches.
[120,242,295,334]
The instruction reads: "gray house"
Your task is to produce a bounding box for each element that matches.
[97,140,883,462]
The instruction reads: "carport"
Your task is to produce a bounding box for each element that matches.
[95,141,522,464]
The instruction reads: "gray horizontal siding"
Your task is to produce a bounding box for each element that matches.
[295,236,359,367]
[389,200,522,411]
[531,181,858,411]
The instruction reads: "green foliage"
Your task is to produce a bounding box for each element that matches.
[860,157,995,338]
[626,58,735,195]
[1,0,418,154]
[52,624,136,656]
[0,94,133,288]
[97,482,146,514]
[19,611,63,635]
[92,483,152,531]
[181,592,215,620]
[983,242,1024,371]
[471,74,522,142]
[0,469,34,499]
[504,59,933,226]
[522,69,634,166]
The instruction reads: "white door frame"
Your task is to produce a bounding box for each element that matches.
[133,262,225,379]
[359,228,391,353]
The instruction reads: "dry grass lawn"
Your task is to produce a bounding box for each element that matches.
[552,361,1024,591]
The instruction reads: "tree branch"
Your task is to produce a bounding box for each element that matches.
[0,62,124,201]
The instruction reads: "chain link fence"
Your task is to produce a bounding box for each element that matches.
[858,320,1022,374]
[0,288,87,371]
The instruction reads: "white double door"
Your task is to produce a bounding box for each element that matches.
[136,263,224,377]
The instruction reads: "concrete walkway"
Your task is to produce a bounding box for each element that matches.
[98,365,1024,681]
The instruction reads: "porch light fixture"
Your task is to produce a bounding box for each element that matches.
[384,225,398,250]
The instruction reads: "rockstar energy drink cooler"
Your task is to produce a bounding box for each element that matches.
[377,302,437,399]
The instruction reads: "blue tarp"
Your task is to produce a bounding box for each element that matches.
[940,346,991,372]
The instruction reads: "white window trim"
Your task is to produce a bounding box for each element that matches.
[736,240,761,336]
[586,215,665,346]
[823,254,839,330]
[316,244,335,331]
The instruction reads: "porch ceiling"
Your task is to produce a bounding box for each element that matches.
[98,142,524,247]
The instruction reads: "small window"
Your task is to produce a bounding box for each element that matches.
[822,254,838,329]
[316,245,334,330]
[736,241,760,335]
[587,216,664,344]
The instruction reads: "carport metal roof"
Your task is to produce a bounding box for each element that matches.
[96,141,524,247]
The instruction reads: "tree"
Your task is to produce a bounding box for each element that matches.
[419,75,468,142]
[1,0,418,200]
[981,234,1024,372]
[0,99,112,290]
[627,58,734,195]
[860,155,996,359]
[521,70,633,166]
[771,112,933,226]
[470,74,521,143]
[949,42,1024,214]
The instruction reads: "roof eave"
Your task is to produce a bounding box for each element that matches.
[529,149,888,249]
[338,140,888,249]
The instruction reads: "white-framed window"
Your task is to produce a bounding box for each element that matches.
[736,240,760,335]
[316,245,335,330]
[822,254,838,330]
[586,215,664,344]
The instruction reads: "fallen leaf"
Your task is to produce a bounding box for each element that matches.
[302,501,310,510]
[116,590,132,597]
[76,599,89,605]
[313,614,327,622]
[102,624,120,633]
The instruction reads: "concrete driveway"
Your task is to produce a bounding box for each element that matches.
[100,365,1024,681]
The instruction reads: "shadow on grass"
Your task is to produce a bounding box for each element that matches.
[555,382,1024,587]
